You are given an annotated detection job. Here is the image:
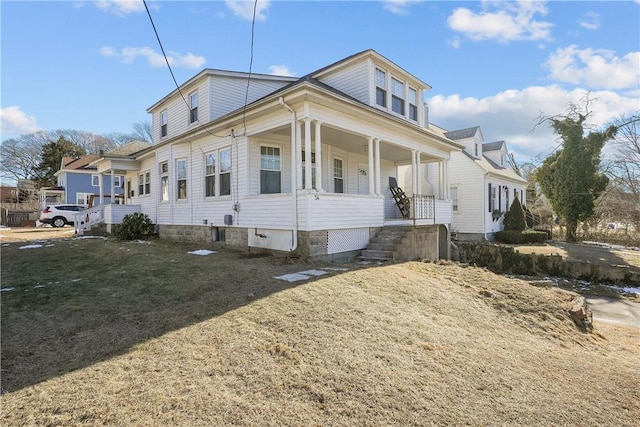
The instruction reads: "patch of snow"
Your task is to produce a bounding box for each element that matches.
[75,236,106,240]
[135,240,150,244]
[46,244,55,247]
[1,287,15,292]
[2,243,10,247]
[0,225,10,230]
[71,279,82,282]
[605,285,640,296]
[19,244,43,249]
[188,249,217,256]
[34,285,46,289]
[323,267,349,271]
[298,269,329,276]
[274,273,312,282]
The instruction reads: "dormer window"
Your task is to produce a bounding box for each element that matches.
[408,87,418,121]
[391,77,405,115]
[475,143,479,157]
[500,153,505,166]
[189,91,199,124]
[160,110,168,137]
[375,68,387,108]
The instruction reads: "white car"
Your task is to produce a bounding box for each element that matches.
[40,204,87,228]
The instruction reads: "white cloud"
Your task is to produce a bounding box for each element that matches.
[100,46,206,69]
[578,11,600,30]
[428,86,639,161]
[447,0,553,44]
[0,106,40,136]
[546,46,640,90]
[383,0,421,15]
[95,0,145,16]
[225,0,270,22]
[268,65,295,77]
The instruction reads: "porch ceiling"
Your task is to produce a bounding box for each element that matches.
[263,124,438,163]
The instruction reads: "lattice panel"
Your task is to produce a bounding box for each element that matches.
[327,228,370,254]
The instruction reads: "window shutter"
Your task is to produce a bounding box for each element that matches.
[498,185,502,210]
[488,183,492,212]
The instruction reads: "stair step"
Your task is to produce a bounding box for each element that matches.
[367,242,398,251]
[360,249,394,260]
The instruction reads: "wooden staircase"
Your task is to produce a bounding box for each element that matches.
[359,227,412,262]
[389,177,411,219]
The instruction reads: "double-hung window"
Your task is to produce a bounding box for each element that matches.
[161,110,168,137]
[189,92,198,124]
[160,161,169,202]
[114,176,123,188]
[203,148,231,197]
[260,146,281,194]
[333,158,344,193]
[91,174,99,187]
[205,153,216,197]
[219,148,231,196]
[375,68,387,108]
[391,77,405,115]
[408,87,418,121]
[450,186,459,212]
[138,171,151,196]
[176,159,187,199]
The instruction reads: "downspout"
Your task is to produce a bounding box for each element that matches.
[279,96,298,252]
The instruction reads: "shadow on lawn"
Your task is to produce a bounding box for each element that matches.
[549,241,639,270]
[0,238,349,393]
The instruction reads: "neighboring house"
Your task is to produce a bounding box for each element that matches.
[89,50,463,260]
[39,153,126,208]
[444,126,528,241]
[1,186,18,203]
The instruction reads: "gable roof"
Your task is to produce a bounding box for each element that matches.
[60,154,101,171]
[106,140,153,157]
[483,140,506,152]
[460,151,527,183]
[444,126,480,141]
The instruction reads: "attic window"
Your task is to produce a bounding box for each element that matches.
[189,92,198,124]
[161,110,168,137]
[375,68,387,108]
[408,87,418,121]
[391,77,405,115]
[475,144,479,157]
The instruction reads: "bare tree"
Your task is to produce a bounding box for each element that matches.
[131,121,153,143]
[608,114,640,200]
[0,131,50,182]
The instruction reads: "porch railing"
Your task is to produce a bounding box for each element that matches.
[410,195,435,220]
[74,205,105,235]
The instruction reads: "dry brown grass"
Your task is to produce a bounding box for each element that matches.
[2,238,639,426]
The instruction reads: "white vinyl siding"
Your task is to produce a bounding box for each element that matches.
[317,60,370,105]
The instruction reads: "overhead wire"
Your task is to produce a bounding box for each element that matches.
[142,0,229,139]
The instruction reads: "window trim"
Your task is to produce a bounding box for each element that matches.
[91,174,99,187]
[450,186,459,212]
[113,175,123,188]
[333,156,344,194]
[176,158,187,200]
[138,170,151,197]
[159,161,169,202]
[204,152,216,198]
[219,147,232,197]
[260,144,282,194]
[189,91,199,124]
[160,110,168,138]
[375,68,387,108]
[391,76,405,116]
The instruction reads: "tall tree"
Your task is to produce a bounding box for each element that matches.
[536,107,615,242]
[0,131,50,182]
[32,137,86,187]
[608,114,640,200]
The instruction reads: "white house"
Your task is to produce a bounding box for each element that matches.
[443,126,528,241]
[87,50,462,260]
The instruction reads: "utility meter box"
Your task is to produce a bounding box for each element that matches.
[224,214,233,225]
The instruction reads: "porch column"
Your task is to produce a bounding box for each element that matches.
[314,121,323,191]
[99,173,104,205]
[296,120,303,190]
[374,138,381,195]
[438,160,445,199]
[110,170,115,205]
[304,119,312,190]
[443,159,450,199]
[411,150,418,196]
[415,151,422,196]
[367,137,375,195]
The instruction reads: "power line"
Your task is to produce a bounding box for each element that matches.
[142,0,229,139]
[240,0,259,137]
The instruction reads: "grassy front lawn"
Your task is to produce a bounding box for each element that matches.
[2,237,639,425]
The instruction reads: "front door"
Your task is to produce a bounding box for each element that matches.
[358,164,369,195]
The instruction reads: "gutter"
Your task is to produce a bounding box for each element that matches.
[279,97,298,252]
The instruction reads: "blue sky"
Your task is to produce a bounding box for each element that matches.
[1,0,639,162]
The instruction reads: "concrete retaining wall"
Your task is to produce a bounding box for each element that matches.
[458,242,640,285]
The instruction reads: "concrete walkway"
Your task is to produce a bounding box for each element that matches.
[586,297,640,328]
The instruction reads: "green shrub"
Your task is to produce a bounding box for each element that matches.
[503,197,526,231]
[495,230,548,244]
[113,212,156,240]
